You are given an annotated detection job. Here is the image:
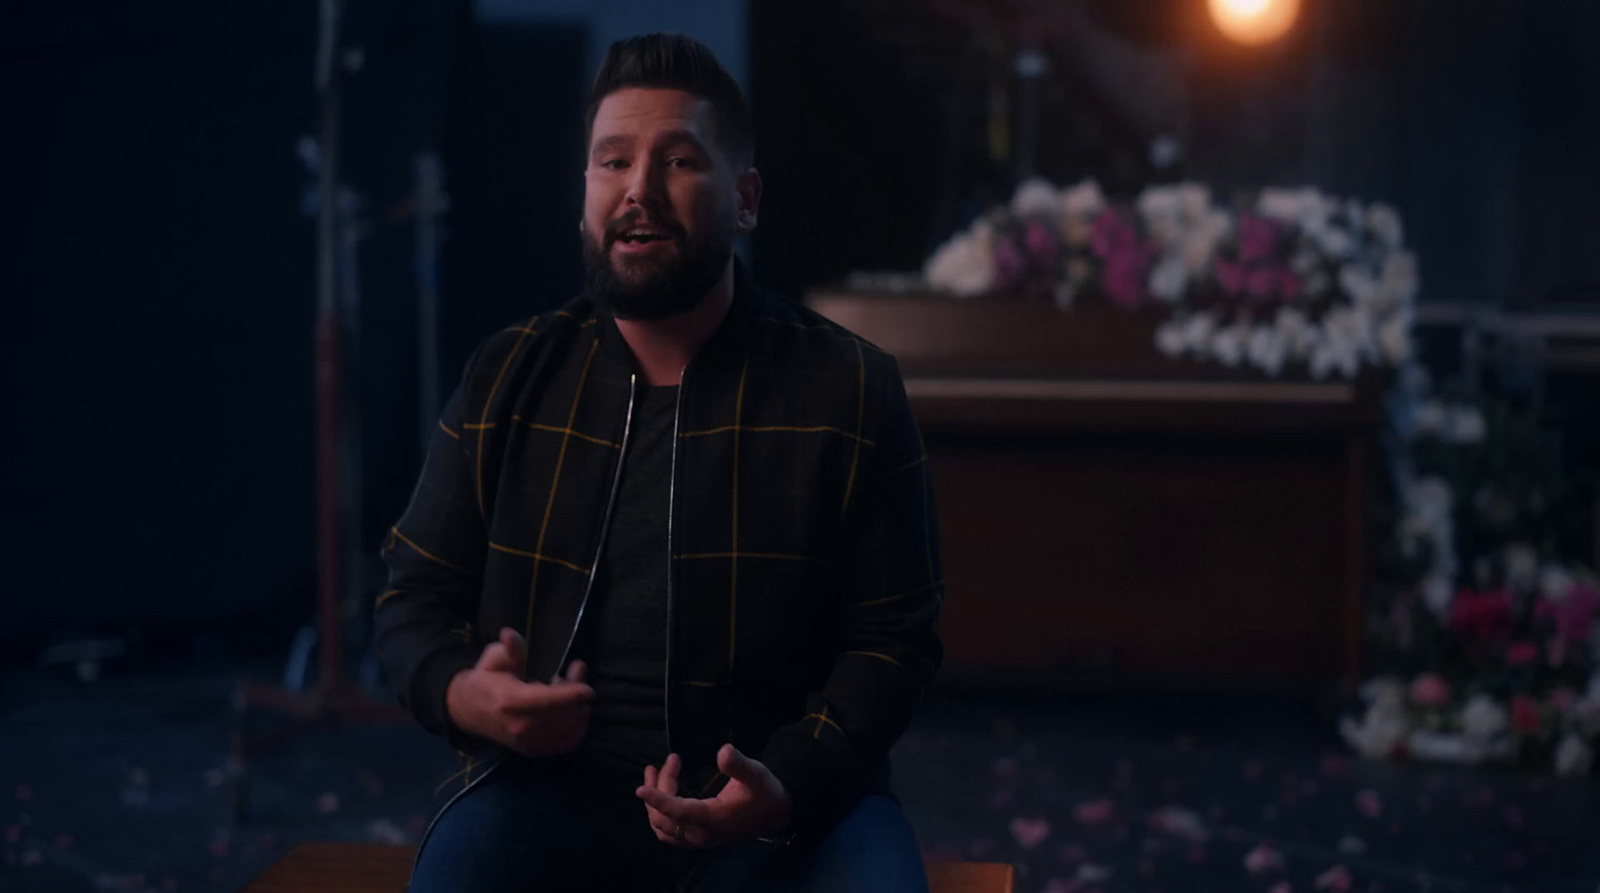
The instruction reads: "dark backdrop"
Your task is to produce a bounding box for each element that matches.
[3,3,586,657]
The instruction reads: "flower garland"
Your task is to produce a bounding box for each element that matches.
[923,178,1417,380]
[1346,366,1599,776]
[917,179,1598,775]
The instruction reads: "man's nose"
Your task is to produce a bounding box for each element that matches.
[622,160,666,209]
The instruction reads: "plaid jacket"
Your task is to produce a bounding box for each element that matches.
[374,261,943,842]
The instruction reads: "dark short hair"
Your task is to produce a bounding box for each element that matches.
[585,33,754,167]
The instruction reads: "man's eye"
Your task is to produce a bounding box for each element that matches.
[667,157,696,169]
[600,159,628,171]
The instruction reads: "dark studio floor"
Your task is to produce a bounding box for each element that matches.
[1,657,1595,893]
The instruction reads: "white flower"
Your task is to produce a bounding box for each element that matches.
[1555,734,1593,777]
[1378,310,1412,365]
[1408,730,1483,765]
[1209,318,1250,367]
[1138,185,1182,219]
[1179,183,1211,220]
[1574,688,1600,737]
[1420,573,1453,617]
[1505,544,1538,588]
[1310,222,1354,259]
[1274,308,1317,360]
[1181,211,1230,275]
[1445,406,1486,444]
[1061,179,1106,220]
[1381,251,1420,304]
[924,220,995,298]
[1367,203,1405,250]
[1320,306,1377,372]
[1541,565,1577,602]
[1340,698,1409,759]
[1415,400,1446,436]
[1155,318,1187,358]
[1148,253,1188,303]
[1462,695,1509,743]
[1258,186,1333,229]
[1360,676,1407,707]
[1138,186,1185,249]
[1339,264,1380,308]
[1310,338,1359,380]
[1247,324,1287,376]
[1011,178,1061,219]
[1181,311,1219,353]
[1404,476,1454,526]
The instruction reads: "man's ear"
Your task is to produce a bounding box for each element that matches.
[734,167,762,235]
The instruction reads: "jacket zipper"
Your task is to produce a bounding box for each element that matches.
[414,375,638,880]
[554,373,638,679]
[665,362,690,758]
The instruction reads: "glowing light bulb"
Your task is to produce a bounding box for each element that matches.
[1208,0,1300,46]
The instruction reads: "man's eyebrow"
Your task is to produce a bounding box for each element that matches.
[653,129,710,153]
[589,134,633,159]
[591,130,711,159]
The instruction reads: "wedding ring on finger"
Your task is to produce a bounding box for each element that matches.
[673,823,684,843]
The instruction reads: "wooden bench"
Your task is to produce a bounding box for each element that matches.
[242,841,1015,892]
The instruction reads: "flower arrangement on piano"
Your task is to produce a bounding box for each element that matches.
[920,179,1416,380]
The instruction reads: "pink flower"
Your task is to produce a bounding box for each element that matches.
[1535,582,1599,660]
[1213,257,1243,296]
[993,236,1027,290]
[1102,253,1150,308]
[1023,218,1058,268]
[1409,673,1452,708]
[1090,210,1155,308]
[1009,816,1051,850]
[1451,587,1512,641]
[1074,798,1114,826]
[1314,864,1352,892]
[1237,215,1281,263]
[1506,641,1539,667]
[1355,789,1383,818]
[1549,687,1577,714]
[1511,695,1542,735]
[1244,843,1283,874]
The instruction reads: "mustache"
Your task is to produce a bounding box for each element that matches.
[603,212,687,247]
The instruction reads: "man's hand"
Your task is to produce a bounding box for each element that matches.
[635,744,794,848]
[445,627,594,757]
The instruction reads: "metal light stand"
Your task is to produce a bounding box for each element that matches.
[227,0,408,823]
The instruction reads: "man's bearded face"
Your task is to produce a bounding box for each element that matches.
[581,87,742,321]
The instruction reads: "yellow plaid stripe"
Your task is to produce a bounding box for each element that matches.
[678,424,875,446]
[839,339,866,518]
[489,541,591,576]
[808,707,841,740]
[512,415,620,449]
[524,340,600,644]
[477,318,542,515]
[390,528,464,572]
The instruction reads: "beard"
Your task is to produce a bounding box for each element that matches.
[581,210,733,322]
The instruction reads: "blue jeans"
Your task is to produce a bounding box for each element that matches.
[408,755,929,893]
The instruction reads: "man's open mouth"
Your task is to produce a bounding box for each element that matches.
[616,230,672,245]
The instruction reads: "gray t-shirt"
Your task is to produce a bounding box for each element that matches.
[569,382,677,786]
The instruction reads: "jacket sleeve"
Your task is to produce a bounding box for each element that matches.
[757,357,944,843]
[373,344,493,752]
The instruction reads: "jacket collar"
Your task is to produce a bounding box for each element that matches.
[593,255,765,376]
